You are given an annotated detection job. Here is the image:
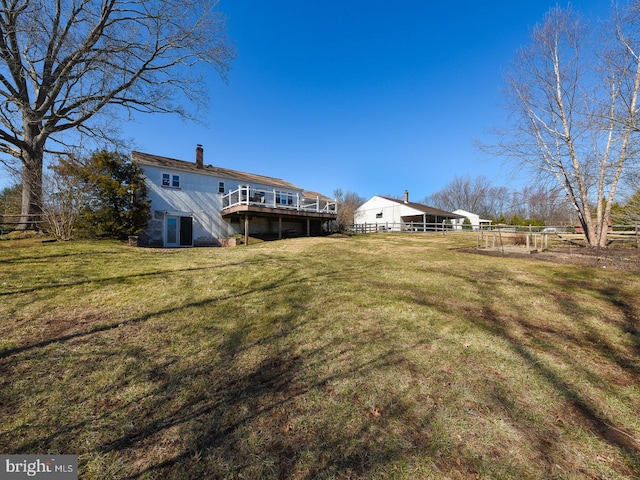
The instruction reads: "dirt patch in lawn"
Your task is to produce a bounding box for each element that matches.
[465,246,640,272]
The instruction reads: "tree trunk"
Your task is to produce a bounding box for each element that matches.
[18,150,44,231]
[597,218,610,249]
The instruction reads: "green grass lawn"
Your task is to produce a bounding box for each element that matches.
[1,233,639,479]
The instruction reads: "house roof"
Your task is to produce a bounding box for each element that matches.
[302,190,334,201]
[379,196,465,218]
[132,151,303,191]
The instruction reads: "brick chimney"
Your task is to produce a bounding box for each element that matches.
[196,144,204,169]
[404,190,409,203]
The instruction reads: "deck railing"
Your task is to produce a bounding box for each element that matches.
[222,186,337,214]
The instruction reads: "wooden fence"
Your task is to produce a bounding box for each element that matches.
[0,214,44,233]
[351,222,451,233]
[350,222,640,248]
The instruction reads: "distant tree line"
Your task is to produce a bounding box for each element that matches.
[424,175,577,226]
[426,174,640,227]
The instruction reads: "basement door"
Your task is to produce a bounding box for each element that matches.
[165,215,193,247]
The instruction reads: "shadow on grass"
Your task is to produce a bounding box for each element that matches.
[481,304,638,453]
[0,255,270,298]
[0,248,128,265]
[3,242,639,479]
[0,256,289,359]
[399,258,640,476]
[106,334,440,479]
[599,286,640,358]
[459,267,640,471]
[3,262,449,478]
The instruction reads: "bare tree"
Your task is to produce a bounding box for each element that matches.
[333,188,365,232]
[493,5,640,247]
[41,161,88,240]
[510,185,573,225]
[0,0,234,228]
[425,175,488,214]
[425,175,508,219]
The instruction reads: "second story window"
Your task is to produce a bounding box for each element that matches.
[172,174,180,188]
[218,181,225,193]
[162,172,180,188]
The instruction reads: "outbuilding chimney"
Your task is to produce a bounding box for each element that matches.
[404,190,409,203]
[196,144,204,169]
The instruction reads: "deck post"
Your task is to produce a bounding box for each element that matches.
[244,215,249,246]
[278,216,282,239]
[307,218,310,236]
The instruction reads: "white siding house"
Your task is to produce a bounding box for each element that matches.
[451,209,492,230]
[354,191,463,232]
[134,146,337,247]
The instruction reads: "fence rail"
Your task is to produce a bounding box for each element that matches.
[0,214,44,233]
[351,222,640,233]
[349,223,640,252]
[351,222,451,233]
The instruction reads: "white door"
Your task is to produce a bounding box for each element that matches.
[165,216,179,247]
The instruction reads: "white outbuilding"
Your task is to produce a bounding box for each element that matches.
[353,191,464,232]
[451,209,492,230]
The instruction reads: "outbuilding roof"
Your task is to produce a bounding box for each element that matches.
[379,196,465,218]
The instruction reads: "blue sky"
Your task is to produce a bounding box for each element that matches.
[2,1,611,200]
